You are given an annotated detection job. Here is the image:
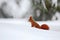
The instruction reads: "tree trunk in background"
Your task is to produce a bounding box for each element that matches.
[57,0,60,12]
[57,0,60,5]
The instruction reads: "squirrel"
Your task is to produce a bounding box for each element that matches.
[29,16,49,30]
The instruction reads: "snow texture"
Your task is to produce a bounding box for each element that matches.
[0,19,60,40]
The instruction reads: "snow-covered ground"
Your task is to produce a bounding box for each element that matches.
[0,19,60,40]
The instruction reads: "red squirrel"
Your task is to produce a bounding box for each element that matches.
[29,16,49,30]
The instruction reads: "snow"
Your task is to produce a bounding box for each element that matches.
[0,19,60,40]
[52,12,60,20]
[0,0,32,18]
[52,0,57,6]
[0,0,60,40]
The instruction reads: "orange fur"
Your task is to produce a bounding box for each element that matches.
[29,16,41,29]
[29,16,49,30]
[41,24,49,30]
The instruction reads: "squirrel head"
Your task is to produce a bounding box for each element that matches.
[29,16,33,22]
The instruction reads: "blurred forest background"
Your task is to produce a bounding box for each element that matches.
[32,0,60,21]
[0,0,60,21]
